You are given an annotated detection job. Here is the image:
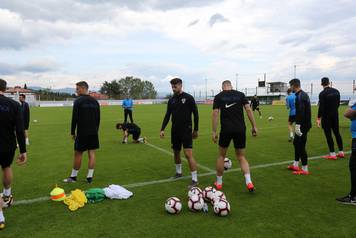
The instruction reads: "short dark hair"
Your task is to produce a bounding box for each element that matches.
[287,88,292,94]
[19,94,26,99]
[170,78,182,85]
[76,81,89,89]
[289,78,301,87]
[116,123,123,130]
[321,77,330,86]
[0,78,7,92]
[222,80,231,86]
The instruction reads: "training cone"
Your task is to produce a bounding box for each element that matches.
[50,186,66,202]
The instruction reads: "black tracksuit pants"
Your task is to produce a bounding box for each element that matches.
[350,138,356,197]
[322,117,343,153]
[293,130,309,166]
[124,109,133,123]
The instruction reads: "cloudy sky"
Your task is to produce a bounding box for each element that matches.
[0,0,355,95]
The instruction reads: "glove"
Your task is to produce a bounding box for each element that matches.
[295,124,303,137]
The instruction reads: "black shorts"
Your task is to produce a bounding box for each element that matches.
[74,134,99,152]
[288,115,296,123]
[0,150,15,168]
[252,106,259,111]
[219,131,246,149]
[171,130,193,151]
[131,129,141,141]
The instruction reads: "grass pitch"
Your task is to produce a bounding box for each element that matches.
[1,104,356,238]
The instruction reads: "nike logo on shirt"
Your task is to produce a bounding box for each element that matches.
[225,103,237,108]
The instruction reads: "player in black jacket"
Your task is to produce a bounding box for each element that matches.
[250,95,262,119]
[287,78,312,175]
[317,77,344,160]
[0,79,27,230]
[160,78,199,188]
[116,122,146,144]
[19,94,30,145]
[63,81,100,184]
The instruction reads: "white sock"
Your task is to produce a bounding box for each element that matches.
[176,164,182,174]
[87,169,94,178]
[290,132,294,138]
[191,171,198,182]
[216,176,223,185]
[26,138,30,145]
[138,138,143,142]
[244,173,252,185]
[3,188,11,197]
[302,165,308,171]
[330,152,336,156]
[293,161,299,167]
[0,211,4,222]
[70,169,78,178]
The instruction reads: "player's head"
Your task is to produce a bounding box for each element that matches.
[170,78,183,95]
[287,88,292,95]
[254,95,257,99]
[116,123,123,130]
[19,94,26,102]
[321,77,330,87]
[75,81,89,96]
[0,78,6,93]
[289,78,301,92]
[222,80,232,90]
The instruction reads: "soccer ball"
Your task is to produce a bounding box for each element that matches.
[33,119,38,123]
[224,158,232,170]
[165,197,182,214]
[211,190,226,205]
[213,199,231,216]
[203,186,216,202]
[268,116,274,121]
[188,187,203,198]
[188,194,204,212]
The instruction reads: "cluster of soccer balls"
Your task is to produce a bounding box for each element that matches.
[165,186,231,217]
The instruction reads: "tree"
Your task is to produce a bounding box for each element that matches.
[99,76,157,99]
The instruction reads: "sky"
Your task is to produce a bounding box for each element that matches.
[0,0,355,95]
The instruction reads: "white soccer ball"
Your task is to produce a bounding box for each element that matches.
[268,116,274,121]
[203,186,216,202]
[188,194,204,212]
[165,197,182,214]
[33,119,38,123]
[188,187,203,198]
[213,199,231,216]
[211,190,226,205]
[224,158,232,170]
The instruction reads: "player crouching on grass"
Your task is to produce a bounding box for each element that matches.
[287,78,312,175]
[63,81,100,184]
[116,123,146,144]
[212,80,258,192]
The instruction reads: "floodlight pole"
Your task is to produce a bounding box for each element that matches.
[294,65,297,78]
[235,73,238,90]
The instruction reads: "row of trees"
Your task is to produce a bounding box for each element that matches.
[100,76,157,99]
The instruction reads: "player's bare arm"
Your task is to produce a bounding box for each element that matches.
[244,104,258,136]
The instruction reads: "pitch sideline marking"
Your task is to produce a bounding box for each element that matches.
[144,142,215,173]
[13,151,351,206]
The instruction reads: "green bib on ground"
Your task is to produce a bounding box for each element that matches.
[85,188,106,203]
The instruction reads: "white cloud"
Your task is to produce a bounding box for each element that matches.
[0,0,355,96]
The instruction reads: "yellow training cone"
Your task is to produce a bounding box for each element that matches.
[50,186,66,202]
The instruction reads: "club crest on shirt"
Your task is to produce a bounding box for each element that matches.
[181,98,186,104]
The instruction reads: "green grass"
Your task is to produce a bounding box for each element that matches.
[1,104,356,238]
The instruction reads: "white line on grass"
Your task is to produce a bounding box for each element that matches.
[144,142,215,173]
[12,151,351,206]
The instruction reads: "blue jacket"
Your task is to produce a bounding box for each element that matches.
[122,98,133,110]
[286,93,296,116]
[351,103,356,138]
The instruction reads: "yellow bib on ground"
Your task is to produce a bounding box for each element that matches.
[63,189,87,211]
